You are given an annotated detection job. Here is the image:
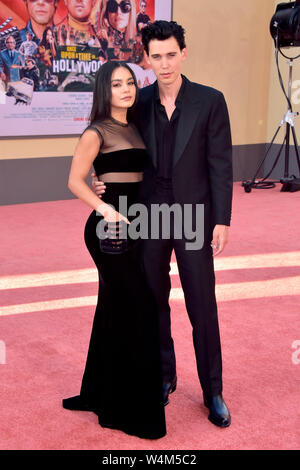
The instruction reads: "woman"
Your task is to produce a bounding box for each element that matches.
[37,26,57,67]
[62,61,166,440]
[97,0,136,48]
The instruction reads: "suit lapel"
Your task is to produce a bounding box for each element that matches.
[141,78,199,170]
[4,50,11,64]
[173,78,200,169]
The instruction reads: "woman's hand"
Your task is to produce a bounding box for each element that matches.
[92,172,106,198]
[97,202,130,225]
[92,173,128,224]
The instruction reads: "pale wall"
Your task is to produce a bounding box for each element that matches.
[172,0,275,146]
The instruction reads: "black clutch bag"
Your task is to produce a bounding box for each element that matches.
[99,220,131,254]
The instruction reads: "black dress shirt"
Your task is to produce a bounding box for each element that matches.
[154,76,186,182]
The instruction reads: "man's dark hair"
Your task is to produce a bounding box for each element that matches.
[89,61,138,124]
[141,20,186,55]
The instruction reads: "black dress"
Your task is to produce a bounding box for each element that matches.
[63,118,166,440]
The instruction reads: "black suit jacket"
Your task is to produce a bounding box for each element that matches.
[131,75,233,227]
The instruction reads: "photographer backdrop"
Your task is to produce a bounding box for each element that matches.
[1,0,300,204]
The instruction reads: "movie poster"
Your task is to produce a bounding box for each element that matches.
[0,0,172,136]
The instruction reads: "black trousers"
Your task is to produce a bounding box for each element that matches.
[141,178,223,397]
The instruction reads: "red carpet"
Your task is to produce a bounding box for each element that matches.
[0,182,299,450]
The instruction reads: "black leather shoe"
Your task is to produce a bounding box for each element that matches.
[203,394,231,428]
[163,376,177,406]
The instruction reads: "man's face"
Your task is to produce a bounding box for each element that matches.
[146,36,187,86]
[64,0,95,22]
[26,60,35,69]
[140,2,146,13]
[26,0,56,26]
[6,37,16,50]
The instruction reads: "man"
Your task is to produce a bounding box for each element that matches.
[20,0,58,44]
[19,31,38,59]
[56,0,100,47]
[136,1,150,34]
[0,36,22,84]
[93,21,233,428]
[20,56,40,91]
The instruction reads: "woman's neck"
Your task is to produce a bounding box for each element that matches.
[109,24,126,34]
[110,109,128,124]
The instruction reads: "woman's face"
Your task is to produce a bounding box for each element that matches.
[110,66,136,111]
[107,0,131,32]
[46,29,53,42]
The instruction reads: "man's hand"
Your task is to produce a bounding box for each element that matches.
[91,172,106,198]
[211,225,229,256]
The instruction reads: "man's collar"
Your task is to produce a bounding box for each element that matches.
[175,75,187,108]
[26,21,36,39]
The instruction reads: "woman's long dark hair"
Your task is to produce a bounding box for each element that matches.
[89,61,138,124]
[40,26,55,50]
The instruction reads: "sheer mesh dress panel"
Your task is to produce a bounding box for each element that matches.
[83,118,147,182]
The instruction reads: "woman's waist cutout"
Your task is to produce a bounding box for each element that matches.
[98,171,143,183]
